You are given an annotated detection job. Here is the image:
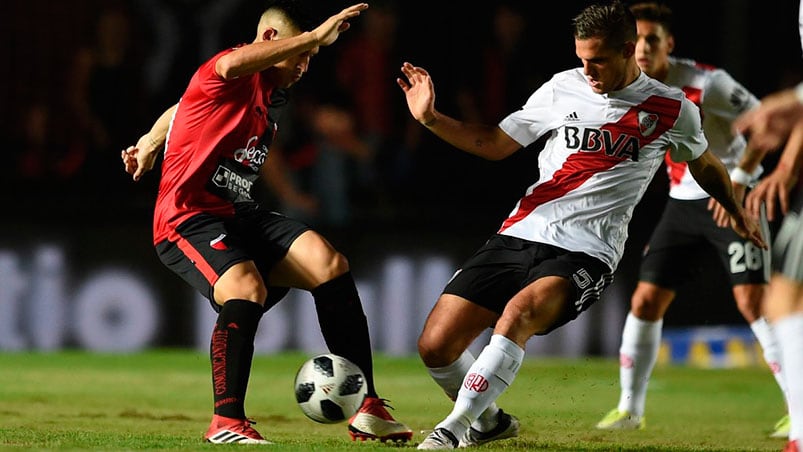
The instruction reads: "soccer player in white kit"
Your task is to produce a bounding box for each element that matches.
[734,3,803,451]
[595,2,789,437]
[397,1,767,449]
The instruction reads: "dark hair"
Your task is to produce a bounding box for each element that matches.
[572,1,637,50]
[262,0,316,31]
[629,2,673,34]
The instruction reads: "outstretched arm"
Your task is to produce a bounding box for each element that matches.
[688,150,767,249]
[734,83,803,152]
[396,62,520,161]
[121,104,176,181]
[216,3,368,80]
[708,143,766,227]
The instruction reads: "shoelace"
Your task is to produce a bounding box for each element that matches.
[367,398,395,411]
[233,418,259,434]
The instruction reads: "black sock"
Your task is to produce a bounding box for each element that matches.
[312,272,377,397]
[210,299,264,419]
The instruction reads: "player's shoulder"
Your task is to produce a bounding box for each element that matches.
[669,56,725,79]
[552,68,591,86]
[639,73,687,100]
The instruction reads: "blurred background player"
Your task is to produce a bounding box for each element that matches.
[745,114,803,452]
[734,2,803,445]
[596,2,788,437]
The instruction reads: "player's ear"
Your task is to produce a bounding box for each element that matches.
[667,35,675,54]
[262,27,277,41]
[623,40,636,58]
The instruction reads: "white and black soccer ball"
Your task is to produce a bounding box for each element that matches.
[294,353,367,424]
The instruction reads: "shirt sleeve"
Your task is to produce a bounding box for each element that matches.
[666,98,709,163]
[700,69,760,122]
[498,77,559,147]
[192,47,252,101]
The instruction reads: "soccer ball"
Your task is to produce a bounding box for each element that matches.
[294,353,367,424]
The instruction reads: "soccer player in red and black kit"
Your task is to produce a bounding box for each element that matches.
[121,1,412,445]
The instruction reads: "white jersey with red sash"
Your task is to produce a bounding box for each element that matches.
[497,69,708,271]
[663,56,760,200]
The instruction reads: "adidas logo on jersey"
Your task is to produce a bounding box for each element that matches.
[564,111,580,121]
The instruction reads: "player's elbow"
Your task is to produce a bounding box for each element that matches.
[215,57,240,80]
[482,129,521,160]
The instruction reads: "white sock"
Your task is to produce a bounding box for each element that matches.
[775,313,803,441]
[617,312,662,417]
[427,350,501,432]
[435,335,524,439]
[750,317,788,407]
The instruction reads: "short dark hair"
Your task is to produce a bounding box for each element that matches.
[262,0,316,31]
[572,1,637,50]
[629,2,673,34]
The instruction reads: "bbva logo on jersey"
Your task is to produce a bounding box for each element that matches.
[564,126,640,161]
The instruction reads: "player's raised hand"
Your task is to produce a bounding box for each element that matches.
[313,3,368,47]
[734,88,803,153]
[746,167,797,222]
[397,62,437,127]
[121,134,159,181]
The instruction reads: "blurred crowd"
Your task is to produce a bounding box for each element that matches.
[3,0,802,232]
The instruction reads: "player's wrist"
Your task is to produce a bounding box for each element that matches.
[421,114,437,127]
[730,167,753,186]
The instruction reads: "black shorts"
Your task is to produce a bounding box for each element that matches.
[772,183,803,281]
[442,234,613,334]
[639,198,770,288]
[155,205,311,312]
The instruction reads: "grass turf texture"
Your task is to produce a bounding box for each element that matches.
[0,350,786,451]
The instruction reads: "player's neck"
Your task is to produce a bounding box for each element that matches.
[623,62,642,89]
[651,64,670,82]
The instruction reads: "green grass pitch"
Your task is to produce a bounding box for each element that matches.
[0,350,786,451]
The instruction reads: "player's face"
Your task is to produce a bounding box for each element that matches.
[635,20,673,81]
[576,37,633,94]
[272,48,317,88]
[266,25,319,88]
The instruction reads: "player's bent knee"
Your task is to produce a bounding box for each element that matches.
[630,285,673,320]
[215,269,267,304]
[327,252,350,278]
[733,284,764,321]
[417,335,459,368]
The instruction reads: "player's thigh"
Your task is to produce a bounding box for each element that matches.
[495,275,573,346]
[772,187,803,283]
[156,213,257,311]
[515,248,611,336]
[765,190,803,319]
[231,208,336,290]
[418,293,499,366]
[269,230,347,290]
[214,260,267,304]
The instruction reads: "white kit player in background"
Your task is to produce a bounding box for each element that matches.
[731,1,803,450]
[397,1,766,449]
[596,2,789,438]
